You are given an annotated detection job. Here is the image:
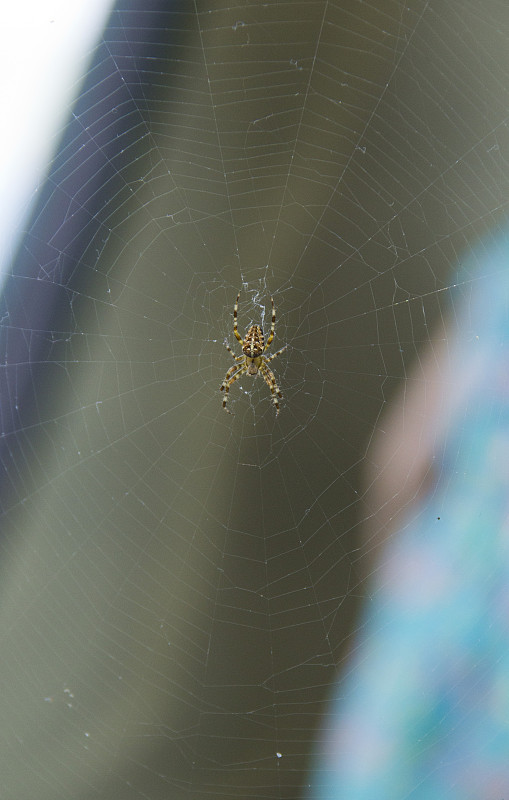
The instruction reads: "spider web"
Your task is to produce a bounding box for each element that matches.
[2,1,509,798]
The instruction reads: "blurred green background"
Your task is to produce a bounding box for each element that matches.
[1,1,509,797]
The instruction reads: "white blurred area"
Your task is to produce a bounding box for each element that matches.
[1,0,115,286]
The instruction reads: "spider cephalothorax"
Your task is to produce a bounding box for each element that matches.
[220,291,286,414]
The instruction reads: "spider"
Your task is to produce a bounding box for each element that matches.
[220,291,287,415]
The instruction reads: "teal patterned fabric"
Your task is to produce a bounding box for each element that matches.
[310,233,509,799]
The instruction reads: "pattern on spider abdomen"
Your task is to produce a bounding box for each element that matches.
[243,325,264,358]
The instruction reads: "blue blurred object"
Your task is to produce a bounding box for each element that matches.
[309,230,509,799]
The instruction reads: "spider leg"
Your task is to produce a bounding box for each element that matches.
[233,291,243,343]
[266,344,287,362]
[220,364,248,414]
[259,362,283,415]
[223,341,244,361]
[220,362,242,390]
[264,296,276,351]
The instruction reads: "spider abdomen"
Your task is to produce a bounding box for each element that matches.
[242,325,264,358]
